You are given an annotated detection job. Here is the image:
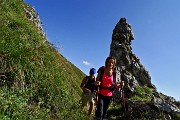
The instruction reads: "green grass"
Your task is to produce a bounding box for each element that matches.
[130,86,153,102]
[0,0,89,119]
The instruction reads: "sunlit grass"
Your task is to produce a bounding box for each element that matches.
[0,0,87,119]
[131,86,153,102]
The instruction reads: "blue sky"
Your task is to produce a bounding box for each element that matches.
[24,0,180,101]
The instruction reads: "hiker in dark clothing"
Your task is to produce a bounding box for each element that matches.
[80,68,96,115]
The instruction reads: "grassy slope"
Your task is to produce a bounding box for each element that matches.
[0,0,88,119]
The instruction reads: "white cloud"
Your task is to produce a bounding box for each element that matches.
[82,60,91,66]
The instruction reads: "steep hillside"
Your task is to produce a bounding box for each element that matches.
[0,0,88,119]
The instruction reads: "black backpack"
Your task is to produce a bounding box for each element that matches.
[83,76,96,93]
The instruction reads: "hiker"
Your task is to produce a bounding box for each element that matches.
[94,56,124,120]
[80,68,96,115]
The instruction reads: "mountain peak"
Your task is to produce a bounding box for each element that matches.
[108,17,180,119]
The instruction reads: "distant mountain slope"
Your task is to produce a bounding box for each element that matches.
[0,0,88,119]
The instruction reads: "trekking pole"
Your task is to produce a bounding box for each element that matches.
[95,86,99,104]
[119,81,126,112]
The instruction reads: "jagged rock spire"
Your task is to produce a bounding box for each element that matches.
[109,18,180,119]
[110,18,155,98]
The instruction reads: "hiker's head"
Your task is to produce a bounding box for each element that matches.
[89,68,96,75]
[105,56,116,69]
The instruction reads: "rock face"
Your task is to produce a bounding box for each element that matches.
[110,17,155,97]
[109,17,180,119]
[24,5,47,41]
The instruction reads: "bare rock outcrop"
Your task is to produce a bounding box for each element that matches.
[109,17,180,119]
[23,5,47,41]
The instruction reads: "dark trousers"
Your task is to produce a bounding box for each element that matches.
[95,94,112,120]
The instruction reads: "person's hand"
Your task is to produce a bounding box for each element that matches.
[116,83,121,89]
[116,81,124,89]
[85,89,91,93]
[121,81,125,86]
[95,81,101,86]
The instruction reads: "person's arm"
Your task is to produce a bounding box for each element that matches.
[94,71,101,86]
[80,77,91,93]
[80,77,86,88]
